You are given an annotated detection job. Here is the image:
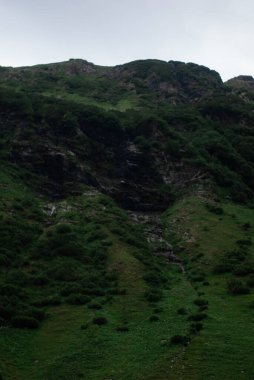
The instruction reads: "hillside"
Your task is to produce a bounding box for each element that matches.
[0,59,253,380]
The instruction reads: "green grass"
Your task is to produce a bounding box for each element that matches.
[40,91,138,111]
[0,191,253,379]
[0,177,253,380]
[0,275,197,380]
[0,181,197,379]
[162,195,254,379]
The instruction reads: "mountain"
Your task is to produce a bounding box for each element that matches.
[0,59,253,380]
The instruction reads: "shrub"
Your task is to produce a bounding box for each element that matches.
[143,271,163,286]
[227,279,250,295]
[66,294,90,305]
[118,288,127,295]
[214,250,248,274]
[116,325,129,332]
[233,264,253,277]
[198,305,208,312]
[206,204,224,215]
[192,275,205,282]
[188,313,207,322]
[11,316,40,329]
[101,239,113,247]
[90,287,106,297]
[190,322,203,334]
[105,271,118,281]
[56,224,72,234]
[214,263,232,274]
[154,307,163,314]
[149,315,160,322]
[193,299,209,307]
[236,239,252,247]
[242,222,251,230]
[0,304,18,321]
[33,295,62,307]
[0,254,11,266]
[87,301,102,310]
[170,335,188,345]
[145,289,162,303]
[32,274,49,286]
[60,283,84,296]
[177,307,187,315]
[0,317,7,327]
[107,287,119,296]
[92,317,107,325]
[246,276,254,287]
[29,308,46,321]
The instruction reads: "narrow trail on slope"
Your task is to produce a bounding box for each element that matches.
[127,211,185,273]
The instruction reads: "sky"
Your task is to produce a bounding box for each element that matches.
[0,0,253,81]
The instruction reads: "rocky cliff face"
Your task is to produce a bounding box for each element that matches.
[7,112,199,211]
[0,58,253,209]
[225,75,254,102]
[108,60,223,103]
[0,58,223,105]
[226,75,254,89]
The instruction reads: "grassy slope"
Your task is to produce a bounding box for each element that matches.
[41,91,138,111]
[0,171,195,380]
[0,166,253,379]
[163,196,254,380]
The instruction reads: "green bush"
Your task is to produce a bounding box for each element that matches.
[149,315,160,322]
[60,283,84,296]
[66,294,90,305]
[236,239,252,247]
[143,271,163,286]
[206,203,224,215]
[170,335,188,345]
[242,222,251,230]
[0,304,19,321]
[233,264,253,277]
[246,276,254,287]
[154,307,163,314]
[87,301,102,310]
[56,224,72,234]
[0,254,11,266]
[29,308,46,321]
[116,325,129,332]
[188,313,207,322]
[177,307,187,315]
[227,279,250,295]
[145,289,162,303]
[32,274,49,286]
[92,317,108,325]
[192,275,205,282]
[11,316,40,329]
[33,296,62,307]
[214,250,248,274]
[190,322,203,334]
[193,299,209,307]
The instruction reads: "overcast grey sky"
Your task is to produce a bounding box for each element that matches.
[0,0,253,80]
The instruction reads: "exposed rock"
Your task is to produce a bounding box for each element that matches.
[128,211,185,272]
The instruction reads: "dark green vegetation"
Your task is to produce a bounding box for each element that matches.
[0,59,253,379]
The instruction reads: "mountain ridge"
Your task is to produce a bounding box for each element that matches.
[0,57,253,380]
[2,57,253,84]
